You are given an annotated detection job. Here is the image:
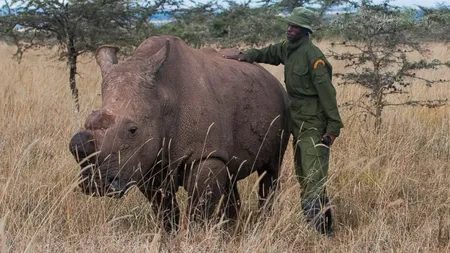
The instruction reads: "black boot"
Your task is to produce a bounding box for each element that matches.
[323,197,333,237]
[302,197,333,237]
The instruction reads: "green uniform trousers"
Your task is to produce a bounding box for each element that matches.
[290,97,330,200]
[293,130,329,200]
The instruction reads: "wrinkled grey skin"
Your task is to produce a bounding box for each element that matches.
[69,35,289,232]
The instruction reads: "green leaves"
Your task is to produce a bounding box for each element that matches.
[158,4,286,48]
[210,6,285,47]
[419,5,450,42]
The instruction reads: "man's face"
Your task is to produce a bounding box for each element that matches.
[286,25,305,43]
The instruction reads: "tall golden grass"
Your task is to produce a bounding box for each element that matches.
[0,41,449,252]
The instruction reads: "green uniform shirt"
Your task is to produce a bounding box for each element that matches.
[242,37,343,137]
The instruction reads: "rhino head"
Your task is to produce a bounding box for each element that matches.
[69,40,171,197]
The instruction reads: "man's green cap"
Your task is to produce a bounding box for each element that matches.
[284,7,316,33]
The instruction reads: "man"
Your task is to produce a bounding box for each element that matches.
[224,7,343,236]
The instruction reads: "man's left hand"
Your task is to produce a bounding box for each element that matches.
[321,133,336,146]
[223,52,245,61]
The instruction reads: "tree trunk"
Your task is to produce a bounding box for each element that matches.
[67,36,79,112]
[374,88,383,133]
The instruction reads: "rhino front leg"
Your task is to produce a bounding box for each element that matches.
[139,185,180,233]
[185,158,228,222]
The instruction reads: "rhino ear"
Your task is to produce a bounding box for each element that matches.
[96,45,120,78]
[147,39,170,76]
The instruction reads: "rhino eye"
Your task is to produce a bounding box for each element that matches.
[128,126,138,135]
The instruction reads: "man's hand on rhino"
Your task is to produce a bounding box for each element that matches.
[223,52,245,61]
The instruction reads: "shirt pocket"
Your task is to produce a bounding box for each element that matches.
[292,65,312,92]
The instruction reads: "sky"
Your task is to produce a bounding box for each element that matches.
[0,0,449,8]
[378,0,449,7]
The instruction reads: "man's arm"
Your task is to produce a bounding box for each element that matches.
[223,42,285,65]
[311,58,343,142]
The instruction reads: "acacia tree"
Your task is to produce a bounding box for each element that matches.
[156,1,217,48]
[326,2,450,131]
[0,0,178,112]
[208,2,286,47]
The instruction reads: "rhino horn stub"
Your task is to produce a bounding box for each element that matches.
[85,110,116,130]
[147,39,171,76]
[96,45,119,78]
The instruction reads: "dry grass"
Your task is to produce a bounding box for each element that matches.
[0,41,449,252]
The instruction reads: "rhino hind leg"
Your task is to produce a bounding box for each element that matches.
[257,160,280,212]
[185,158,228,222]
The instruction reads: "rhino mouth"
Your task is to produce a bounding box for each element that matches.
[78,167,137,198]
[79,178,136,198]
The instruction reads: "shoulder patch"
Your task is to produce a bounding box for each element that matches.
[313,59,326,69]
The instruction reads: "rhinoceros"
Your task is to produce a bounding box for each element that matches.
[69,35,289,232]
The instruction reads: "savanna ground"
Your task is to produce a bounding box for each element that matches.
[0,40,449,252]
